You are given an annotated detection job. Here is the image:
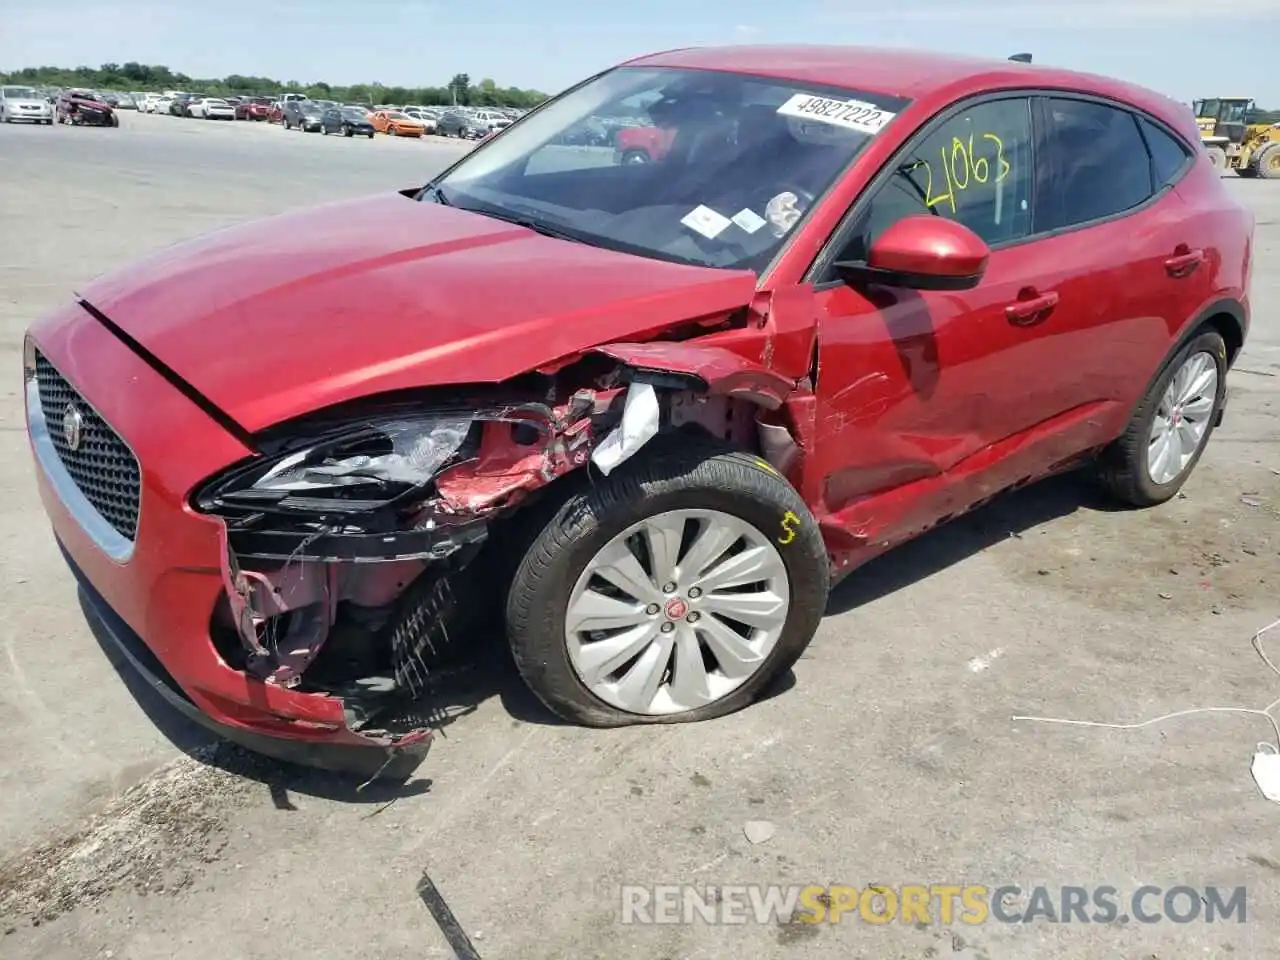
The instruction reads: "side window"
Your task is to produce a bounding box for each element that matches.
[842,97,1035,261]
[1041,98,1153,230]
[1139,117,1192,186]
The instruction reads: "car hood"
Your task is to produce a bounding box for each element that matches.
[7,98,49,107]
[75,193,758,433]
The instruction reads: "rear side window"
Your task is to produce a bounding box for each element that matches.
[1139,118,1192,186]
[1040,98,1153,230]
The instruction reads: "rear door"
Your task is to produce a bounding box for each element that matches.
[1027,95,1200,438]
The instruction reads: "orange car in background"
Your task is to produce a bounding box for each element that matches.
[371,110,426,137]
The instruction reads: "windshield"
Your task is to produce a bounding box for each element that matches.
[300,104,321,115]
[387,111,408,119]
[342,108,369,120]
[3,86,39,99]
[1220,100,1250,123]
[429,66,907,271]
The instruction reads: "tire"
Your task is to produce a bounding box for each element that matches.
[367,131,374,139]
[1204,145,1227,172]
[620,149,650,165]
[111,114,119,127]
[506,435,830,727]
[1097,328,1227,507]
[321,124,328,135]
[344,125,353,137]
[1257,143,1280,180]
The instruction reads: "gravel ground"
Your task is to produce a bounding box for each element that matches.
[0,110,1277,960]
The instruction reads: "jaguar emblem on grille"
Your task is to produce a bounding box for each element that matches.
[62,403,85,452]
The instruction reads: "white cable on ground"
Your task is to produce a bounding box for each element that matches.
[1012,618,1280,750]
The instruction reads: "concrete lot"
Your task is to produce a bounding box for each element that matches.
[0,110,1277,960]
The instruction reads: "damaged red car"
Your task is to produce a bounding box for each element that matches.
[25,46,1252,776]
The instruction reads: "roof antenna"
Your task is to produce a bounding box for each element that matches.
[1008,52,1032,63]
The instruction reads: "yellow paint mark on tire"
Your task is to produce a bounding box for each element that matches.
[778,511,800,545]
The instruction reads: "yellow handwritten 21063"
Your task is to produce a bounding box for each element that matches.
[917,131,1011,214]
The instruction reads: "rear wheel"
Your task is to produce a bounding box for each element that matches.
[620,149,650,165]
[506,437,829,727]
[1204,145,1227,171]
[1098,329,1227,507]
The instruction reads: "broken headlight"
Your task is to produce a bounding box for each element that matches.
[196,415,474,516]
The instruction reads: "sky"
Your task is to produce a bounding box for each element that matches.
[1,0,1277,105]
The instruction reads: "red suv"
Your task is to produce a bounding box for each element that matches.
[24,46,1252,776]
[235,96,273,121]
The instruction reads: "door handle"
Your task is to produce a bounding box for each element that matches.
[1165,246,1205,278]
[1005,290,1059,325]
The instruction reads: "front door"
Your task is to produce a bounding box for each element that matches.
[804,94,1070,544]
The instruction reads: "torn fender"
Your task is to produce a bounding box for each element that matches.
[590,342,796,410]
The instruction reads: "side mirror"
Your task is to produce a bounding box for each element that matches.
[834,215,990,291]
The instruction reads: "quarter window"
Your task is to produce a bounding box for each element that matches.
[1041,98,1153,230]
[841,97,1035,260]
[1139,118,1192,187]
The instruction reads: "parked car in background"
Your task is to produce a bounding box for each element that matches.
[55,89,118,126]
[613,124,677,164]
[169,93,199,117]
[321,105,376,138]
[137,93,163,113]
[113,93,138,110]
[435,109,482,138]
[371,110,425,137]
[189,97,236,120]
[403,106,440,133]
[470,109,512,133]
[282,100,324,131]
[1,84,54,124]
[236,96,273,120]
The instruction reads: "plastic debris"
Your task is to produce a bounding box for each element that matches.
[743,820,776,845]
[591,382,660,477]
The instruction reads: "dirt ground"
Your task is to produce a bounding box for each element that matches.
[0,112,1277,960]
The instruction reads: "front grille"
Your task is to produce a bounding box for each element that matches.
[35,352,141,541]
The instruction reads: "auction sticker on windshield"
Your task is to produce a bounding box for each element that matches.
[775,94,896,134]
[681,204,733,239]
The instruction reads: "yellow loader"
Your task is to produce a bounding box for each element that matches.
[1192,97,1280,178]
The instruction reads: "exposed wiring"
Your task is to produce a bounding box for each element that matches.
[1012,617,1280,751]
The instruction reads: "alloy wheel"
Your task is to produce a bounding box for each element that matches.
[564,508,790,716]
[1147,350,1218,485]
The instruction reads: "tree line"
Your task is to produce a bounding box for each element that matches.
[0,62,550,108]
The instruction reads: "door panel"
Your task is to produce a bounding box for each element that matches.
[809,95,1069,537]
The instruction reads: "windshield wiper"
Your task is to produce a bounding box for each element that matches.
[464,205,584,243]
[422,182,451,206]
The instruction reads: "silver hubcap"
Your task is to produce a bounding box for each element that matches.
[1147,350,1218,485]
[564,509,791,716]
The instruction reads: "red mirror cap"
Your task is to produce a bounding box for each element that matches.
[869,215,990,278]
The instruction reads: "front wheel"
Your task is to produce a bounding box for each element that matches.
[1098,328,1227,507]
[506,438,829,727]
[1204,145,1227,172]
[1257,143,1280,180]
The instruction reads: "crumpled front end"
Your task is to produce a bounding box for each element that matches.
[26,283,818,778]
